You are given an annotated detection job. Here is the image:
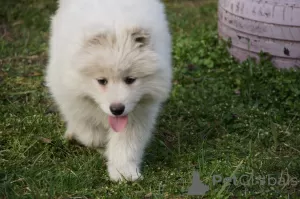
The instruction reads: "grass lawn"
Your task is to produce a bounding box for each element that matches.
[1,0,300,198]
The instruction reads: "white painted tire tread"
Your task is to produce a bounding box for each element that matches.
[218,0,300,68]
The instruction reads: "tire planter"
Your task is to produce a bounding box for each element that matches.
[218,0,300,68]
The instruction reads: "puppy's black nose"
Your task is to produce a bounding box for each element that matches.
[110,103,125,116]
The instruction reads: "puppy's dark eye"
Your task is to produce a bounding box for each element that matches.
[97,78,108,85]
[135,37,145,43]
[124,77,136,85]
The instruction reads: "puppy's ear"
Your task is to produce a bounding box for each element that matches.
[131,28,150,48]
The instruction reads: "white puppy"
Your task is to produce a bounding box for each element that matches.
[46,0,172,181]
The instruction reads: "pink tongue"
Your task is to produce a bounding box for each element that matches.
[108,116,128,132]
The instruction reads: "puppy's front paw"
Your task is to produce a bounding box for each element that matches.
[107,162,143,182]
[64,131,74,141]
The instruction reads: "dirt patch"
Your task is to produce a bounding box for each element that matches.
[0,23,13,41]
[0,52,48,66]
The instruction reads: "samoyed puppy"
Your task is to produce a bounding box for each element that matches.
[45,0,172,181]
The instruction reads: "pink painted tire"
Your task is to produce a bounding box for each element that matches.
[218,0,300,68]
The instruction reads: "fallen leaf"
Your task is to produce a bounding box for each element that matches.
[38,137,52,144]
[25,71,42,77]
[12,20,24,26]
[144,192,152,198]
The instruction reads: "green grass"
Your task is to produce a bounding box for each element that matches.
[1,0,300,198]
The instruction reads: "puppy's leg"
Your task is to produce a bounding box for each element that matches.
[58,97,108,148]
[65,121,107,148]
[105,126,151,181]
[105,103,160,181]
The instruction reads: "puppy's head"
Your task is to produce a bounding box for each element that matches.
[73,28,169,131]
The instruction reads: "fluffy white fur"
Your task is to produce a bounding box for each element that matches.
[46,0,172,181]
